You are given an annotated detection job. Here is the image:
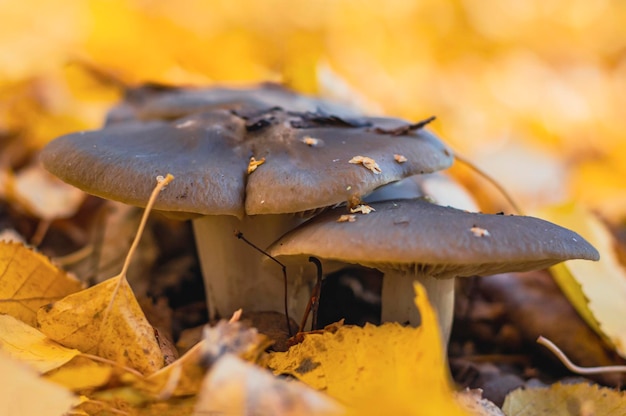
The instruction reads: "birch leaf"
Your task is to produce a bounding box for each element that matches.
[37,275,164,375]
[0,351,75,416]
[0,241,83,326]
[266,282,468,416]
[503,383,626,416]
[537,203,626,358]
[0,314,80,373]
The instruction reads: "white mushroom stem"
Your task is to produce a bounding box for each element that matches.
[381,270,455,344]
[192,214,312,321]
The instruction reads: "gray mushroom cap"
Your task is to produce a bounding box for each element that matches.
[268,198,600,278]
[41,105,453,218]
[106,82,361,125]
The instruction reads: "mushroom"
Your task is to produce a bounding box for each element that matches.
[105,82,361,125]
[40,86,454,321]
[267,198,600,342]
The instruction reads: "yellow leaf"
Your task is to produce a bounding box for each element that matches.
[0,350,76,416]
[0,314,80,373]
[141,340,206,398]
[141,320,270,398]
[537,203,626,358]
[37,275,165,375]
[502,383,626,416]
[0,0,87,81]
[266,282,468,416]
[0,241,84,326]
[44,356,115,392]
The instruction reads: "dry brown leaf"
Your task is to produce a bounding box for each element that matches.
[69,202,158,290]
[0,350,76,416]
[502,383,626,416]
[37,275,165,375]
[0,241,83,326]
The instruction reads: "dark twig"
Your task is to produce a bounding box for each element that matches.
[309,256,323,331]
[235,231,292,336]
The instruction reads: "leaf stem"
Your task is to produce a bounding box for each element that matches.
[537,336,626,374]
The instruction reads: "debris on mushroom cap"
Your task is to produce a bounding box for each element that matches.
[268,198,600,278]
[349,156,382,174]
[41,86,454,217]
[337,214,357,223]
[394,154,408,163]
[301,136,323,147]
[106,82,362,124]
[247,156,266,174]
[470,226,490,237]
[350,204,376,214]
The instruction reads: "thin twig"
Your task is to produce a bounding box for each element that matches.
[537,336,626,374]
[309,256,323,331]
[235,231,292,336]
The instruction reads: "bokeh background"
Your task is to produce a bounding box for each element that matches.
[2,0,625,220]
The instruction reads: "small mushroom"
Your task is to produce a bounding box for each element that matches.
[267,198,599,342]
[40,86,454,321]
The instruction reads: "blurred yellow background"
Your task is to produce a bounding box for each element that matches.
[2,0,625,219]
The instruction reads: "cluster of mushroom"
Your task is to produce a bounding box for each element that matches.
[41,84,599,342]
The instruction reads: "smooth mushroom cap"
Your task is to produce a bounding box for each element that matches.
[268,198,600,277]
[41,108,453,218]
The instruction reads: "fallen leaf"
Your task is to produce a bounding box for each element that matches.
[0,314,80,373]
[194,354,343,416]
[6,164,85,220]
[536,203,626,358]
[44,356,116,392]
[37,275,165,375]
[141,340,206,398]
[0,350,76,416]
[502,383,626,416]
[0,241,83,326]
[266,282,468,415]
